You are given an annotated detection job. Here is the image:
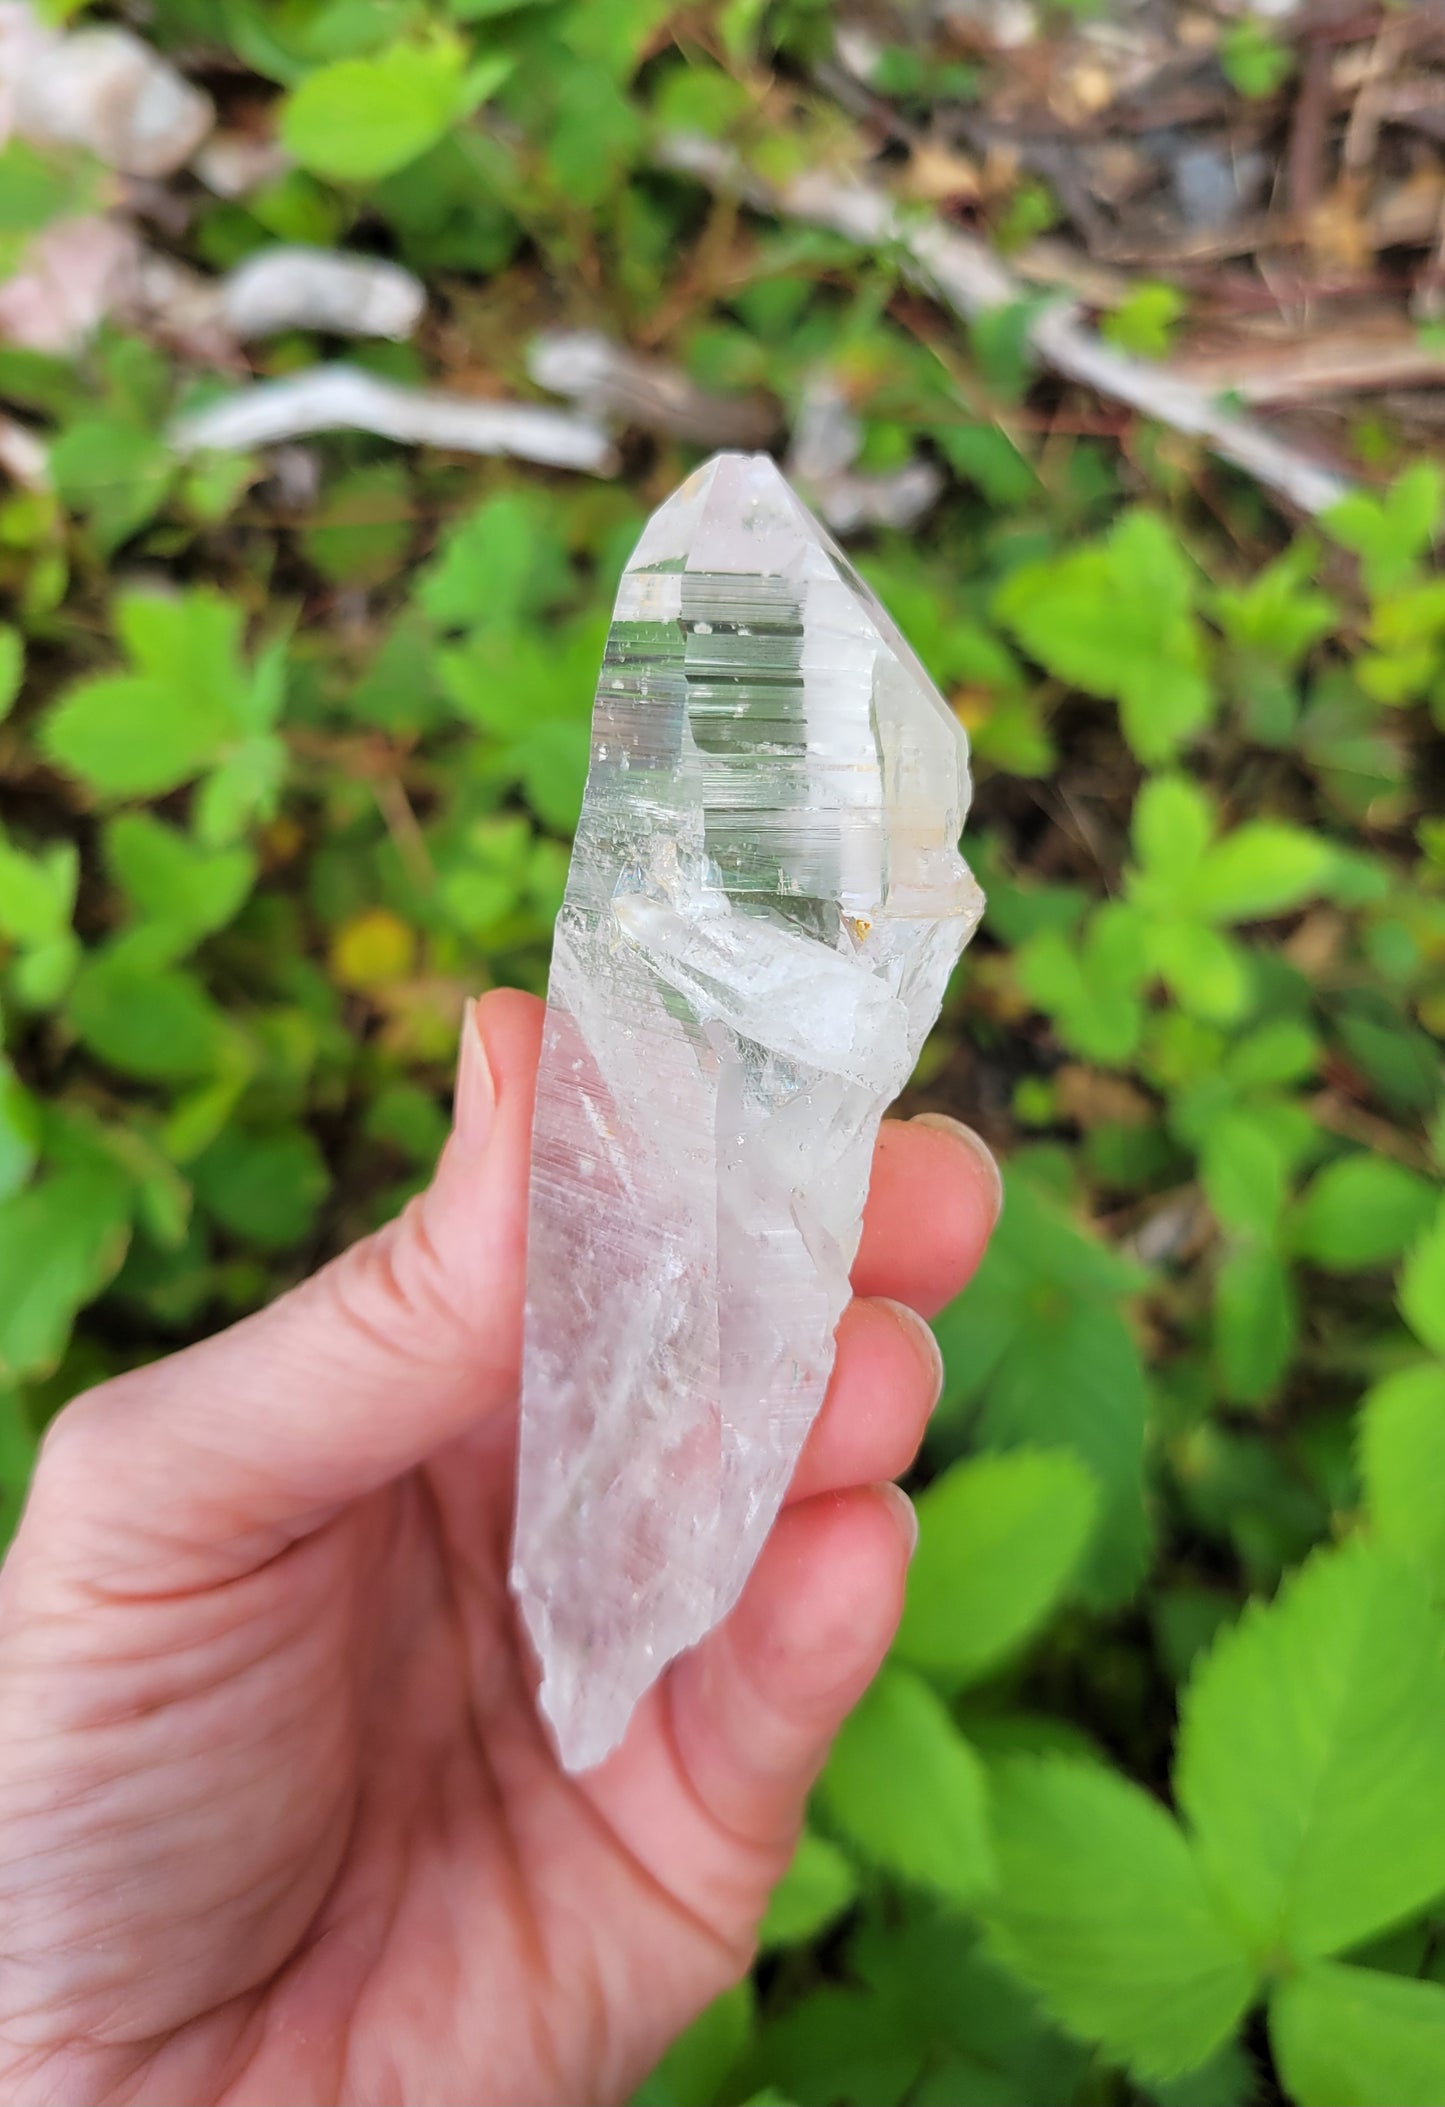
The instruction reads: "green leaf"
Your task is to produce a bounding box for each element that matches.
[1147,918,1252,1025]
[1271,1962,1445,2107]
[193,734,287,845]
[418,489,572,631]
[40,588,260,799]
[759,1830,858,1950]
[1214,544,1337,669]
[1400,1202,1445,1357]
[1101,281,1186,360]
[0,1167,132,1380]
[995,510,1211,764]
[0,1064,39,1204]
[1176,1539,1445,1961]
[820,1665,993,1908]
[1200,1108,1293,1237]
[1190,822,1336,925]
[105,814,255,956]
[192,1126,330,1250]
[1326,464,1443,596]
[68,955,229,1082]
[1219,18,1293,99]
[1214,1242,1297,1407]
[49,418,172,556]
[0,833,76,949]
[0,624,21,721]
[935,1176,1150,1604]
[40,675,229,799]
[895,1448,1098,1687]
[1015,902,1148,1064]
[0,1385,38,1549]
[1292,1153,1438,1271]
[1131,775,1215,894]
[281,39,504,183]
[1359,1365,1445,1594]
[982,1756,1255,2081]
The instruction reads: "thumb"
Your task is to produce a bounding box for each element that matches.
[35,990,543,1572]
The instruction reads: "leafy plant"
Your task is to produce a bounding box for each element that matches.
[0,9,1441,2103]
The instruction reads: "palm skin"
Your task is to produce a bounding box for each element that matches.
[0,992,997,2107]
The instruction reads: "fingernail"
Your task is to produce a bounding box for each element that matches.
[876,1297,945,1411]
[454,998,497,1148]
[909,1113,1004,1226]
[875,1481,919,1561]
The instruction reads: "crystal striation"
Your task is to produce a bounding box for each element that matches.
[513,453,984,1772]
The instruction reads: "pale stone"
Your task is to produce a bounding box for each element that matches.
[512,453,983,1772]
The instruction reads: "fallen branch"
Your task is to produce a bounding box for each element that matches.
[168,365,619,474]
[658,135,1352,517]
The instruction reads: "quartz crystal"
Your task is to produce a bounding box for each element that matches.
[513,452,984,1772]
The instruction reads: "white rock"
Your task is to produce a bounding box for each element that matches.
[513,453,983,1771]
[0,10,212,176]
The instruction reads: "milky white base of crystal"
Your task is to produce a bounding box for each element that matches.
[512,453,983,1772]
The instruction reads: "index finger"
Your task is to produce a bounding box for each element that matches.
[852,1114,1002,1317]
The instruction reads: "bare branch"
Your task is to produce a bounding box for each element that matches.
[657,134,1352,517]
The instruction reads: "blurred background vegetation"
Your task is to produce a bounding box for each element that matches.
[2,1,1445,2103]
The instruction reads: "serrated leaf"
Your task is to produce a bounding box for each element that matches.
[759,1830,858,1950]
[1292,1153,1437,1271]
[982,1756,1255,2081]
[1359,1365,1445,1593]
[995,510,1211,764]
[418,490,572,631]
[896,1448,1098,1686]
[1177,1539,1445,1961]
[40,675,231,799]
[1399,1203,1445,1357]
[1271,1962,1445,2107]
[820,1665,993,1907]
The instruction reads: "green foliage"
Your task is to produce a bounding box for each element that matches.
[280,37,510,182]
[983,1756,1256,2080]
[4,13,1444,2103]
[995,509,1211,762]
[820,1665,993,1908]
[896,1448,1098,1685]
[1102,282,1186,359]
[1359,1366,1445,1592]
[1270,1963,1445,2107]
[1220,19,1293,101]
[1177,1541,1445,1961]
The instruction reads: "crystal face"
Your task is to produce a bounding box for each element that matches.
[512,453,984,1772]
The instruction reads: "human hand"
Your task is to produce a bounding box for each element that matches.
[0,990,1000,2107]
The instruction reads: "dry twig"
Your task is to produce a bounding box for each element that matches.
[657,135,1352,516]
[168,365,619,473]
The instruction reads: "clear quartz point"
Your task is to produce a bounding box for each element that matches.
[512,452,984,1771]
